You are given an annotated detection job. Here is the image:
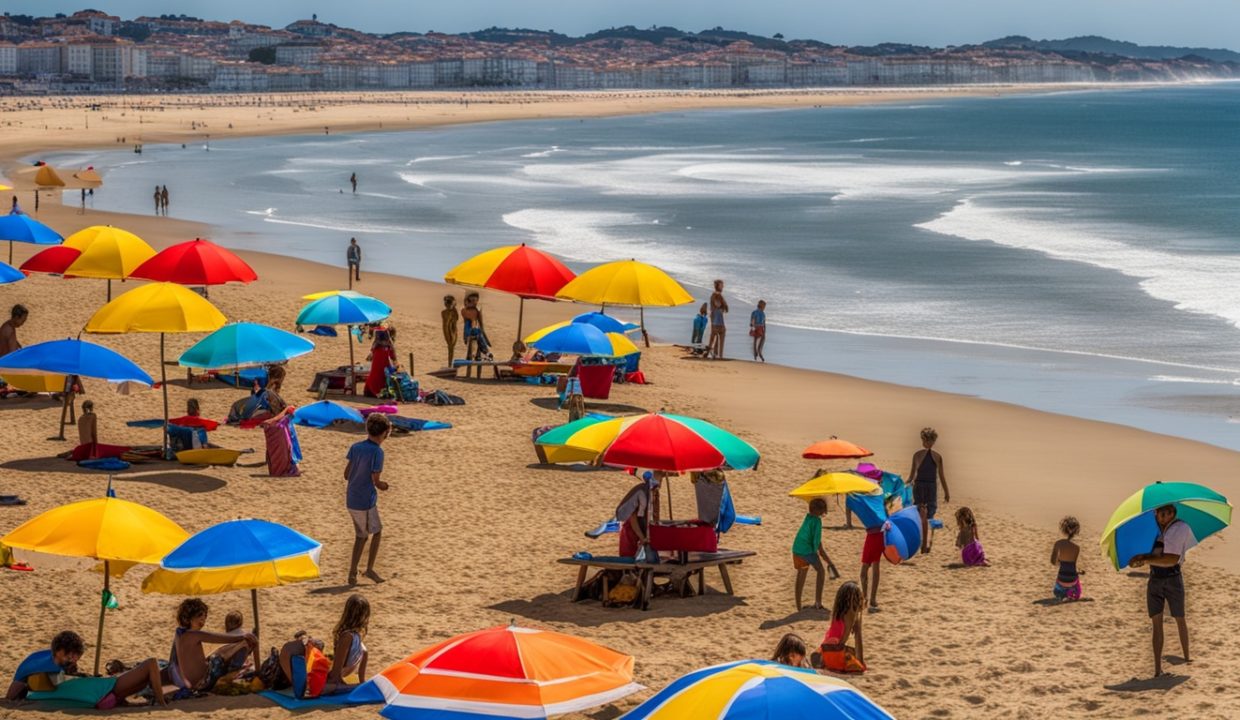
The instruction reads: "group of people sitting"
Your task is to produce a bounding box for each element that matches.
[6,595,372,708]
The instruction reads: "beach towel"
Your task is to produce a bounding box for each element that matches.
[214,368,268,389]
[423,390,464,406]
[69,443,131,461]
[389,416,451,433]
[264,415,300,477]
[126,419,166,429]
[309,326,337,337]
[168,416,220,432]
[359,404,398,417]
[77,457,131,472]
[27,676,117,709]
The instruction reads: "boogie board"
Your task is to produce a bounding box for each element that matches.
[176,448,243,466]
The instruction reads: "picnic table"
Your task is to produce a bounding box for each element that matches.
[558,549,756,610]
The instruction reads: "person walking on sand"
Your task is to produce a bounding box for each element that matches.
[347,238,362,287]
[350,173,357,193]
[793,498,839,611]
[909,427,950,555]
[750,299,767,362]
[345,413,391,586]
[441,295,459,366]
[1130,504,1195,677]
[160,186,169,216]
[708,279,728,359]
[153,185,162,215]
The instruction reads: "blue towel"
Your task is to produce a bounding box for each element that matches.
[126,419,165,428]
[258,689,380,710]
[310,326,338,337]
[77,458,130,471]
[389,416,452,432]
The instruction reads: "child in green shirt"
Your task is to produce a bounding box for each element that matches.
[793,497,839,610]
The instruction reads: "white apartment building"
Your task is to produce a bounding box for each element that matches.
[61,43,94,76]
[91,43,132,81]
[409,61,435,87]
[275,44,323,66]
[16,43,62,74]
[0,44,18,75]
[178,54,217,80]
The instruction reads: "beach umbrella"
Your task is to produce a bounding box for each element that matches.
[130,238,257,294]
[543,412,760,472]
[802,437,873,460]
[20,245,81,275]
[61,226,156,300]
[86,282,227,452]
[0,337,153,439]
[293,400,364,428]
[1,494,189,675]
[142,519,320,643]
[296,293,391,393]
[1100,481,1231,570]
[33,164,66,188]
[444,244,576,338]
[72,167,103,188]
[789,472,883,501]
[359,624,641,719]
[620,659,893,720]
[0,261,23,285]
[0,213,62,264]
[526,323,640,359]
[555,259,693,346]
[179,322,314,371]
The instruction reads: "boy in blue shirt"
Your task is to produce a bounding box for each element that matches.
[345,413,391,586]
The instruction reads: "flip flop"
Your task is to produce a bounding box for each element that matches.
[5,563,33,571]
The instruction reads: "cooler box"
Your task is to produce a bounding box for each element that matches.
[649,522,719,553]
[577,363,614,400]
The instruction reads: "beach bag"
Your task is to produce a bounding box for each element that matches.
[634,543,659,565]
[257,648,283,690]
[425,390,464,406]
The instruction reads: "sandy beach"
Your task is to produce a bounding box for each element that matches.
[2,90,1240,719]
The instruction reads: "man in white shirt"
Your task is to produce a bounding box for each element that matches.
[1130,504,1196,677]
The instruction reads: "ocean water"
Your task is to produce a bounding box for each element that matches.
[50,84,1240,448]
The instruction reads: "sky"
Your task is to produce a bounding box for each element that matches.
[7,0,1240,50]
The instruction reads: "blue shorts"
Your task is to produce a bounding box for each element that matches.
[793,552,822,571]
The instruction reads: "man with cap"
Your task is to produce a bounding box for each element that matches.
[1130,504,1195,677]
[616,469,661,559]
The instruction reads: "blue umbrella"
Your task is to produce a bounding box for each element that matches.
[573,311,638,335]
[293,400,364,428]
[296,293,391,327]
[0,338,153,439]
[846,492,887,531]
[0,261,23,285]
[529,322,614,356]
[0,213,63,264]
[179,322,315,370]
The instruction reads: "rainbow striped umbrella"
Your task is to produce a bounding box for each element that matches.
[538,412,759,472]
[620,660,893,720]
[1101,481,1231,570]
[361,624,641,719]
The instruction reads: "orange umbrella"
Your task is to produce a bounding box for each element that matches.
[802,436,872,460]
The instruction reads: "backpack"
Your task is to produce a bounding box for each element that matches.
[257,647,284,690]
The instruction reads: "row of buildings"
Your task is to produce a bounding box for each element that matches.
[0,10,1233,93]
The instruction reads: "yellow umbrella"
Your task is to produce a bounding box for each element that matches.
[555,259,693,346]
[0,183,11,191]
[62,226,156,300]
[1,495,189,675]
[86,282,227,451]
[788,472,882,501]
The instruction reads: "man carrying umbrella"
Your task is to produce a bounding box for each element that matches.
[1129,504,1195,677]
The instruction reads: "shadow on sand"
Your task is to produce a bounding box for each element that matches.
[529,397,648,414]
[759,606,830,630]
[490,590,746,628]
[1104,673,1189,692]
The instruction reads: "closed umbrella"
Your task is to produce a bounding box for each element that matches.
[142,519,320,644]
[0,337,153,438]
[620,659,893,720]
[555,259,693,346]
[86,282,227,452]
[444,244,576,338]
[0,213,62,264]
[1101,481,1231,570]
[296,293,391,393]
[130,238,257,296]
[1,493,189,675]
[61,226,157,300]
[360,624,641,720]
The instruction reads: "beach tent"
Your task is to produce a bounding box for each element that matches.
[555,259,693,346]
[295,293,391,393]
[142,519,320,645]
[1100,481,1231,570]
[1,491,188,675]
[60,225,157,300]
[131,238,257,296]
[356,624,642,720]
[85,282,227,452]
[293,400,364,428]
[0,212,62,264]
[444,243,575,338]
[619,659,894,720]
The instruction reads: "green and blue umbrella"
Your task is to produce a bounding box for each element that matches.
[620,660,893,720]
[179,322,314,370]
[1101,481,1231,570]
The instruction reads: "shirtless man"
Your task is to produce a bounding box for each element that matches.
[0,304,27,357]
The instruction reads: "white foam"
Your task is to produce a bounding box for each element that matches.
[397,171,545,190]
[406,154,473,164]
[1149,375,1240,386]
[917,197,1240,329]
[521,146,563,158]
[1004,160,1023,166]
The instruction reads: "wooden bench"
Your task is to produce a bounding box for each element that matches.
[558,549,756,610]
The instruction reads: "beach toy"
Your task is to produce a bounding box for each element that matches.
[142,519,320,642]
[131,238,257,288]
[883,506,923,564]
[2,494,189,675]
[445,243,576,337]
[175,449,243,466]
[802,437,873,460]
[293,400,364,428]
[179,322,313,370]
[1100,481,1231,570]
[86,282,227,454]
[358,623,641,719]
[619,659,893,720]
[0,212,62,264]
[846,491,888,530]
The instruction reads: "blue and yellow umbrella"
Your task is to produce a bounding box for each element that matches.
[1100,481,1231,570]
[620,660,893,720]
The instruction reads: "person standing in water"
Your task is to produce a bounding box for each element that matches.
[708,279,729,359]
[160,186,169,216]
[750,300,767,362]
[350,173,358,193]
[909,427,950,555]
[154,185,162,215]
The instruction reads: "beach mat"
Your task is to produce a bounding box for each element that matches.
[259,688,380,710]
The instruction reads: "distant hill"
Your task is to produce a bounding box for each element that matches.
[983,35,1240,63]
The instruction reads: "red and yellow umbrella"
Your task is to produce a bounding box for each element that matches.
[802,437,872,460]
[444,244,575,337]
[366,624,641,719]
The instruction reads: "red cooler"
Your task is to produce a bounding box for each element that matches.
[649,522,719,553]
[576,363,614,400]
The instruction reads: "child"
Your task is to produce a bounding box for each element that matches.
[7,630,167,706]
[162,599,257,694]
[78,400,98,449]
[187,398,201,417]
[749,300,766,362]
[275,594,370,699]
[793,498,839,611]
[1050,516,1082,601]
[955,507,989,566]
[818,581,866,673]
[771,633,811,668]
[345,413,391,586]
[691,303,708,346]
[218,611,253,673]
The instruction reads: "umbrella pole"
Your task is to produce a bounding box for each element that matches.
[107,279,112,302]
[517,298,525,341]
[666,476,673,520]
[94,560,109,676]
[7,240,11,265]
[348,327,356,395]
[641,307,649,348]
[161,334,169,455]
[251,588,260,647]
[56,375,76,440]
